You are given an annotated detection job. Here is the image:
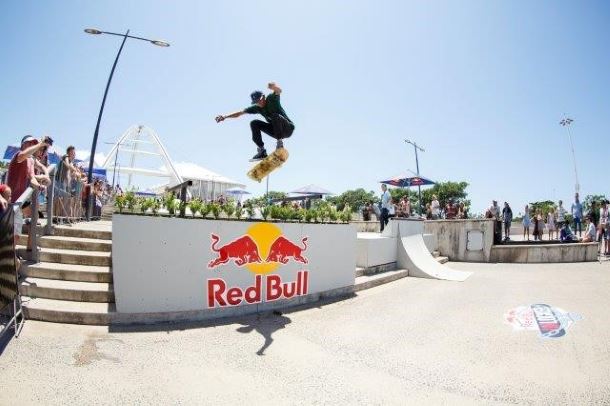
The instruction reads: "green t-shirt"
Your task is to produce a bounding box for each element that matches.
[244,93,293,125]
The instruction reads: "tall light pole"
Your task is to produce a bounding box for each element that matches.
[83,28,169,219]
[559,117,579,194]
[405,139,425,215]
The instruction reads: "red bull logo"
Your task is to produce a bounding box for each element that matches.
[206,223,310,308]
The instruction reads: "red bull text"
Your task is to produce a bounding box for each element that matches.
[206,223,311,308]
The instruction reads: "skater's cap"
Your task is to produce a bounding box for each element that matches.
[21,135,38,145]
[250,90,264,104]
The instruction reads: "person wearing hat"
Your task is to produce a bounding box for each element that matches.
[6,135,50,204]
[215,82,295,160]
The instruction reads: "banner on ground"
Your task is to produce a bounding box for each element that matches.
[0,207,18,311]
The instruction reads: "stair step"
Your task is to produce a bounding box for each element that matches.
[432,251,440,258]
[22,296,114,325]
[16,246,111,267]
[355,267,365,277]
[436,256,449,264]
[19,277,114,303]
[21,262,112,283]
[17,235,112,252]
[354,269,409,291]
[45,224,112,240]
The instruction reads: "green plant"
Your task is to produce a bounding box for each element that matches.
[114,195,126,213]
[340,206,352,223]
[124,191,136,211]
[140,198,152,214]
[179,200,188,217]
[223,203,235,219]
[200,202,212,218]
[162,192,176,215]
[150,199,161,215]
[245,202,256,219]
[328,208,338,222]
[188,199,202,217]
[210,203,221,219]
[304,209,315,223]
[235,205,244,219]
[261,205,271,221]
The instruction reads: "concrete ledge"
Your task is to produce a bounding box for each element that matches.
[490,242,599,263]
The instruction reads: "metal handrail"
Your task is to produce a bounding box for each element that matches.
[12,164,57,263]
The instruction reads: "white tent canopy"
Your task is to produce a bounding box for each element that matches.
[155,162,245,201]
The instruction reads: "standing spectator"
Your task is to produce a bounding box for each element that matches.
[379,184,392,232]
[431,195,440,220]
[589,200,600,228]
[600,200,609,244]
[489,200,502,244]
[556,200,567,230]
[502,202,513,241]
[533,209,544,241]
[445,201,457,219]
[458,202,468,219]
[388,198,397,220]
[380,184,391,232]
[425,202,432,220]
[6,135,50,251]
[54,146,80,219]
[404,198,411,217]
[571,193,583,237]
[547,208,557,240]
[522,205,531,241]
[6,136,50,202]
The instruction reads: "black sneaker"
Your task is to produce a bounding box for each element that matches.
[251,148,267,161]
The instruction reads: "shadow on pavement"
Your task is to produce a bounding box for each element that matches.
[236,311,292,356]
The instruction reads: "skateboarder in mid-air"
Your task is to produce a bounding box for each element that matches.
[215,82,295,160]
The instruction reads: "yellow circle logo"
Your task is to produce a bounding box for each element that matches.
[245,223,282,275]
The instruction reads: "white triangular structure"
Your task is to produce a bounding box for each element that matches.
[101,125,183,189]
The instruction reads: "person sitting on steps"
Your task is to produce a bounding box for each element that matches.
[215,82,295,160]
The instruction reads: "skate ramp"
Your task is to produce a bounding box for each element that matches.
[398,234,472,282]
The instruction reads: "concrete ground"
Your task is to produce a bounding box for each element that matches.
[1,261,610,405]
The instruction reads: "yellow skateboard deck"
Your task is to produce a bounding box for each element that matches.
[247,148,289,182]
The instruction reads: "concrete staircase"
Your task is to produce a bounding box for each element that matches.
[17,222,115,325]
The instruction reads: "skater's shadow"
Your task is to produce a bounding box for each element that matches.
[236,311,292,356]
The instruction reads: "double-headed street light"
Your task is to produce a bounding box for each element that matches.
[83,28,169,219]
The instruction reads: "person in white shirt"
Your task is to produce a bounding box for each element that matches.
[556,200,567,228]
[380,184,391,232]
[582,216,596,243]
[431,195,440,220]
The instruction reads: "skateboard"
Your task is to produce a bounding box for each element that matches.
[247,148,289,182]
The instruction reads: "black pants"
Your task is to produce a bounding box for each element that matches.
[250,114,295,148]
[380,208,389,232]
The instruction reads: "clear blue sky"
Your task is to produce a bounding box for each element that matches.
[1,1,608,213]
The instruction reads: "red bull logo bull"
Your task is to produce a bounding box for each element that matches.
[206,223,310,308]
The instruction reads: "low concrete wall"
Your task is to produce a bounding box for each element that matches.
[113,215,356,316]
[423,219,495,262]
[490,242,599,263]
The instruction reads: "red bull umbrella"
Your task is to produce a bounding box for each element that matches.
[379,174,435,188]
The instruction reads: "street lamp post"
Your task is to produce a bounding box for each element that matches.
[404,139,425,215]
[559,117,579,194]
[83,28,169,219]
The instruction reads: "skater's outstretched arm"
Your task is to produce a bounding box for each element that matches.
[215,111,245,123]
[268,82,281,94]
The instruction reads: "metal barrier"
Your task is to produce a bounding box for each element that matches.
[0,206,24,339]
